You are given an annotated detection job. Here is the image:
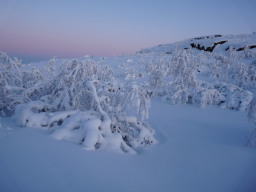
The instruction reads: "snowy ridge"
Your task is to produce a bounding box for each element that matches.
[138,33,256,55]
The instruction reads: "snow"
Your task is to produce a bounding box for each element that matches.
[0,99,256,192]
[1,32,256,191]
[14,101,51,128]
[139,33,256,55]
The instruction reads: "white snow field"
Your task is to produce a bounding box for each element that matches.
[1,33,256,192]
[0,99,256,192]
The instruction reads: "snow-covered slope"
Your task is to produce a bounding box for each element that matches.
[138,33,256,55]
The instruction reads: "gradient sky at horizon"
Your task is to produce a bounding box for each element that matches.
[0,0,256,62]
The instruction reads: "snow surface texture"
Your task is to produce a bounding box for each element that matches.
[0,99,256,192]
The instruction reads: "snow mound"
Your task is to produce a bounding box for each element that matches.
[14,101,52,129]
[14,100,155,154]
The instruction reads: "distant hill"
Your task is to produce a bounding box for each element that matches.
[138,33,256,55]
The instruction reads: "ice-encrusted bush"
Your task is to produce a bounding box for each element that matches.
[195,88,225,107]
[0,52,23,116]
[163,81,253,110]
[143,50,199,101]
[148,70,164,95]
[213,82,253,111]
[44,57,57,78]
[248,60,256,90]
[161,50,200,104]
[0,52,51,116]
[22,67,44,88]
[14,82,155,153]
[14,100,136,153]
[12,57,155,153]
[169,50,198,89]
[0,52,22,87]
[15,101,53,128]
[119,84,151,120]
[209,51,256,91]
[41,59,99,111]
[140,49,254,110]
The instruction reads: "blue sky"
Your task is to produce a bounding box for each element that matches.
[0,0,255,62]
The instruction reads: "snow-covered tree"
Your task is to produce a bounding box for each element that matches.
[248,60,256,90]
[163,50,199,104]
[11,57,155,153]
[236,63,249,88]
[148,69,164,95]
[0,52,23,116]
[170,50,198,89]
[45,56,57,78]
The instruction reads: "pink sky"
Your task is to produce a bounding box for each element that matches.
[0,0,255,62]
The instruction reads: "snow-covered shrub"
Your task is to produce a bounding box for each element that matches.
[119,84,151,120]
[141,57,170,96]
[14,81,155,153]
[226,48,238,64]
[42,59,99,111]
[210,50,239,83]
[98,65,114,81]
[163,80,253,110]
[0,52,54,116]
[0,52,24,116]
[98,82,155,148]
[163,88,193,104]
[194,89,225,108]
[210,56,232,81]
[14,101,53,128]
[241,47,256,59]
[233,63,249,88]
[148,69,165,96]
[163,50,200,104]
[213,82,253,111]
[22,67,44,88]
[11,57,155,153]
[0,52,22,87]
[248,60,256,90]
[209,49,256,92]
[44,57,57,78]
[145,60,156,73]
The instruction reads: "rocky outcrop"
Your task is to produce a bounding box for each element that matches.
[190,40,227,52]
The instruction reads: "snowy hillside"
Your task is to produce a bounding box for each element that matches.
[1,33,256,192]
[138,33,256,55]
